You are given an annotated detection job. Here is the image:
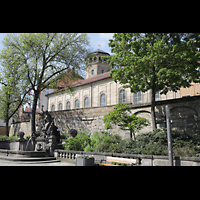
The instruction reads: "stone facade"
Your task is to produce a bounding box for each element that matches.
[9,95,200,139]
[9,120,31,138]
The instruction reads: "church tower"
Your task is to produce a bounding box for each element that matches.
[86,49,111,79]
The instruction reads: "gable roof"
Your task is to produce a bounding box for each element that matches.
[74,71,111,87]
[46,71,112,96]
[44,69,84,89]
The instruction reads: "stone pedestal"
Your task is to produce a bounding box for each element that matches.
[45,135,57,157]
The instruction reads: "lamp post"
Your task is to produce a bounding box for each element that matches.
[165,105,173,166]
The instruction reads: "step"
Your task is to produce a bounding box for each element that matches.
[0,155,58,162]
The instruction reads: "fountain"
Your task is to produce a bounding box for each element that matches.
[25,106,62,156]
[0,106,63,159]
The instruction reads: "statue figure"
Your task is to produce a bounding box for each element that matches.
[34,106,61,143]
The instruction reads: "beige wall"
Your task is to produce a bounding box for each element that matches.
[48,77,200,112]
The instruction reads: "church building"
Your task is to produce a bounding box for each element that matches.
[45,48,200,112]
[42,49,200,138]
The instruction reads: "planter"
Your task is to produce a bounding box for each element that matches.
[76,157,94,166]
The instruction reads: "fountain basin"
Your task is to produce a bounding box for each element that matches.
[0,149,47,158]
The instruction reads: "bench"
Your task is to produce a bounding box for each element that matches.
[100,156,137,166]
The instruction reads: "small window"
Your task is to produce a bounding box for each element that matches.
[134,91,142,104]
[66,101,71,109]
[94,57,97,62]
[75,99,79,109]
[100,94,106,106]
[58,103,62,111]
[84,97,89,108]
[119,89,126,104]
[155,91,159,101]
[91,70,94,75]
[51,105,55,111]
[102,70,104,74]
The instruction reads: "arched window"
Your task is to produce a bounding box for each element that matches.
[84,97,89,108]
[66,101,71,109]
[58,103,62,110]
[51,104,55,111]
[100,94,106,106]
[119,89,126,104]
[75,99,79,109]
[134,91,142,104]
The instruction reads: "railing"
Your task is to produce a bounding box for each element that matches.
[54,150,82,160]
[54,149,200,166]
[54,149,145,165]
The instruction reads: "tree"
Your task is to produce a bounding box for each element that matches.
[103,103,150,139]
[103,33,200,131]
[0,52,30,136]
[0,33,90,135]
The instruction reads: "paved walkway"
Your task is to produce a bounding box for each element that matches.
[0,159,76,166]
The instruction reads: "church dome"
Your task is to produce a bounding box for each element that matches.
[90,49,110,55]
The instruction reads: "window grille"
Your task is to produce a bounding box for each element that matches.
[84,97,89,108]
[100,94,106,106]
[66,101,71,109]
[75,99,79,109]
[134,91,142,104]
[58,103,62,110]
[51,105,55,111]
[119,89,126,104]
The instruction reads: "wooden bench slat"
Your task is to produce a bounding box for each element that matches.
[100,156,137,166]
[100,163,119,166]
[106,157,137,164]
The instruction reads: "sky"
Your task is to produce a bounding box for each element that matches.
[0,33,114,54]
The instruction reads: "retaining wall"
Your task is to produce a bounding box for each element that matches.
[54,149,200,166]
[9,96,200,139]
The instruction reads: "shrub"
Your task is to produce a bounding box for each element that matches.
[117,128,200,157]
[0,135,18,141]
[63,131,91,151]
[63,129,200,157]
[84,131,122,153]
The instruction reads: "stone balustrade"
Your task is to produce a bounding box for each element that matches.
[54,149,200,166]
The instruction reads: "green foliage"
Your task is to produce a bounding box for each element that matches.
[63,129,200,157]
[0,33,90,133]
[0,46,30,136]
[104,33,200,94]
[63,131,91,151]
[0,135,18,141]
[103,33,200,130]
[84,131,122,153]
[120,129,200,157]
[103,103,150,139]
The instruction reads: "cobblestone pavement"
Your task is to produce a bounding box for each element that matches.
[0,159,76,166]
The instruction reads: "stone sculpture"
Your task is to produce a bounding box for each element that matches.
[34,105,61,143]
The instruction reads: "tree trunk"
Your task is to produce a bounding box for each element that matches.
[151,83,157,131]
[6,101,9,136]
[130,130,133,139]
[150,64,157,131]
[6,120,9,137]
[31,90,39,135]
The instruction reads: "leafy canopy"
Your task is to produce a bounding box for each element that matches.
[0,49,30,126]
[104,33,200,95]
[1,33,90,92]
[103,103,150,139]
